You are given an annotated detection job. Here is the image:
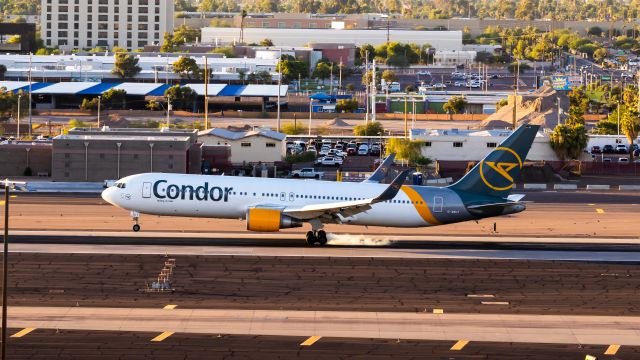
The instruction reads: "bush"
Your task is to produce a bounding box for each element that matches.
[284,151,316,163]
[353,121,383,136]
[281,122,308,135]
[335,99,358,113]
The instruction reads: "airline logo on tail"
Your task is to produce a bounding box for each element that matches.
[479,147,523,191]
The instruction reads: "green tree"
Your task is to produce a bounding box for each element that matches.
[514,0,536,20]
[276,54,308,83]
[165,85,197,111]
[160,32,177,53]
[443,96,467,115]
[173,24,199,44]
[247,70,272,84]
[146,100,162,111]
[102,89,127,109]
[549,123,589,160]
[111,52,141,79]
[173,56,200,79]
[312,61,332,81]
[353,121,383,136]
[335,99,358,113]
[593,48,608,63]
[381,70,396,83]
[79,98,100,111]
[259,38,274,46]
[385,138,432,166]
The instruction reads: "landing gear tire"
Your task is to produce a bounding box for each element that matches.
[133,224,141,232]
[317,230,327,246]
[306,231,317,246]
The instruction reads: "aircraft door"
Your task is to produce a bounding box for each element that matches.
[280,192,286,201]
[142,182,152,198]
[433,196,444,213]
[289,192,295,202]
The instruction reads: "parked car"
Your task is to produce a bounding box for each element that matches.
[616,144,628,154]
[454,81,466,87]
[357,144,370,156]
[417,70,431,76]
[602,144,615,153]
[370,144,381,156]
[319,145,332,156]
[590,145,602,154]
[316,156,343,166]
[327,148,346,158]
[346,143,358,155]
[432,82,447,89]
[291,168,324,179]
[618,157,629,164]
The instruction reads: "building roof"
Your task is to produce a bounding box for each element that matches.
[0,81,287,98]
[199,128,286,141]
[411,128,544,138]
[54,134,193,142]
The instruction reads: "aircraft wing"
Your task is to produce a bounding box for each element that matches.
[362,153,396,183]
[283,169,411,221]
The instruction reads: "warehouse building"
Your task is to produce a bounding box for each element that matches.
[198,128,286,165]
[52,127,200,182]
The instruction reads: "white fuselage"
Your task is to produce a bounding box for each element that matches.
[101,173,467,228]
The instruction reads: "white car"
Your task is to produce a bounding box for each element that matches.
[319,145,332,156]
[619,157,629,164]
[357,144,370,156]
[454,81,466,87]
[316,156,343,166]
[432,83,446,89]
[417,70,431,76]
[327,148,346,158]
[468,81,481,88]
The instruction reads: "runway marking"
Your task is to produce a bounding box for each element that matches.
[450,340,469,351]
[596,208,605,214]
[11,328,35,338]
[481,301,509,305]
[0,201,4,206]
[433,309,444,314]
[604,344,620,355]
[163,304,177,310]
[151,331,174,342]
[300,336,322,346]
[467,294,494,298]
[588,204,596,206]
[10,195,17,198]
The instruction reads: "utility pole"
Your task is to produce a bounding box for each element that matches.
[166,96,171,127]
[365,50,369,125]
[277,49,282,132]
[512,64,518,130]
[204,56,209,130]
[338,57,343,92]
[16,95,21,139]
[371,59,377,122]
[404,96,408,139]
[28,53,32,139]
[329,62,334,94]
[97,96,101,128]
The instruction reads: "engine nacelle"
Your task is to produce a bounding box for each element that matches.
[246,208,303,232]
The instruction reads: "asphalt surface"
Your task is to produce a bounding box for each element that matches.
[5,329,638,360]
[5,252,640,315]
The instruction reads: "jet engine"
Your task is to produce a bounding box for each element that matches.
[246,208,303,232]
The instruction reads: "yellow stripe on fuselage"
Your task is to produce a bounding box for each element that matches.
[401,186,442,226]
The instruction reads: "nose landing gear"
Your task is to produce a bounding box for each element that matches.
[131,211,141,232]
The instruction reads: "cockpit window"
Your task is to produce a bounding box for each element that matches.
[115,183,126,189]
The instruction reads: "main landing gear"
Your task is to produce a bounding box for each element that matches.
[305,219,327,246]
[131,211,141,232]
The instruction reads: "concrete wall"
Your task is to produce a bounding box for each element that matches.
[0,142,52,177]
[199,134,284,164]
[52,138,193,182]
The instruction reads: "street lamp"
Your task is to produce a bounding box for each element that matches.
[16,95,21,140]
[97,96,102,129]
[0,179,26,360]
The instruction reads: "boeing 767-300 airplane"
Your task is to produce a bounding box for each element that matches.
[102,124,540,245]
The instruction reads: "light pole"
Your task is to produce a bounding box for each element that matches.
[277,49,282,132]
[1,180,25,360]
[166,96,171,127]
[27,53,32,139]
[84,142,89,181]
[16,95,21,139]
[617,100,621,137]
[97,96,102,128]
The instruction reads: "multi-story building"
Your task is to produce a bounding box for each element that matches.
[40,0,174,51]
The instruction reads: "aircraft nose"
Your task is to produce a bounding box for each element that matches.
[101,186,116,205]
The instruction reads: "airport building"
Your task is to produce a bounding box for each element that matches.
[0,140,52,177]
[51,127,200,182]
[198,128,286,164]
[40,0,174,51]
[0,54,278,82]
[201,27,463,50]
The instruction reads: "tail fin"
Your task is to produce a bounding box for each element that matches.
[448,124,540,199]
[363,153,396,183]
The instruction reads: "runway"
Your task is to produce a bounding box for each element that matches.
[2,192,639,358]
[8,306,640,345]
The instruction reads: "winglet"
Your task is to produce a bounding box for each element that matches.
[373,169,412,204]
[363,153,396,183]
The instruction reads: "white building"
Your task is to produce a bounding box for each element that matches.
[0,54,278,82]
[411,128,560,162]
[202,27,463,51]
[40,0,174,51]
[198,128,286,164]
[432,50,477,66]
